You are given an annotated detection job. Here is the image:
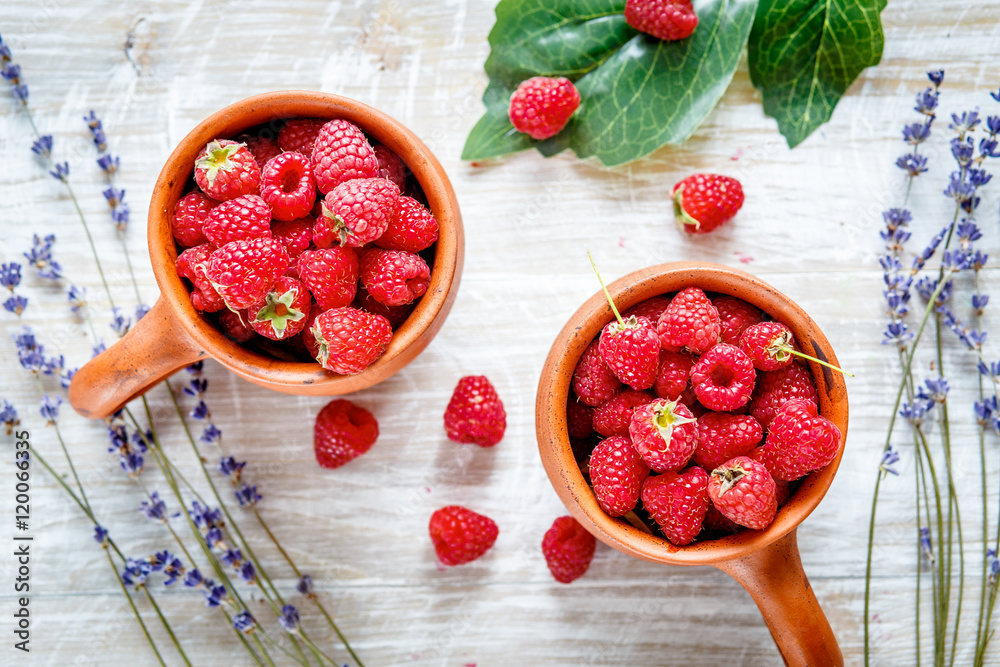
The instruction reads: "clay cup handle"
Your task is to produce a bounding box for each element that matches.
[68,298,205,419]
[714,529,843,667]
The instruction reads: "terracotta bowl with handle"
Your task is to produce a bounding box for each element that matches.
[536,262,848,667]
[69,91,464,420]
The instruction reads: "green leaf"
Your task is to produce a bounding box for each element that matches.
[463,0,759,166]
[747,0,887,148]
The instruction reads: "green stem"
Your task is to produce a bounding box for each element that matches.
[778,346,854,377]
[103,549,167,667]
[587,250,624,327]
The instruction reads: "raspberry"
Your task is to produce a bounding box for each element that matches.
[296,247,359,311]
[171,192,216,247]
[567,400,594,440]
[755,398,841,481]
[277,118,325,155]
[740,321,796,372]
[315,177,401,248]
[708,456,776,530]
[751,363,818,429]
[508,76,581,140]
[625,0,699,42]
[775,478,791,507]
[589,435,650,517]
[374,195,439,253]
[239,133,282,169]
[690,343,756,412]
[623,295,672,323]
[653,351,697,401]
[641,467,711,546]
[359,248,430,307]
[299,304,321,360]
[444,375,506,447]
[202,194,272,247]
[352,286,415,329]
[313,398,379,469]
[271,217,314,261]
[657,287,721,354]
[217,308,256,342]
[598,315,661,390]
[693,412,763,471]
[248,276,312,341]
[713,295,764,345]
[260,151,316,222]
[542,516,596,583]
[205,237,290,311]
[373,144,408,189]
[310,119,379,194]
[672,173,744,234]
[572,342,621,407]
[628,398,698,472]
[428,505,499,567]
[592,389,654,438]
[176,243,225,313]
[194,139,261,202]
[310,307,392,374]
[702,504,740,533]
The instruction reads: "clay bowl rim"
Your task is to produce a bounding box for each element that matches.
[147,90,463,391]
[535,261,849,567]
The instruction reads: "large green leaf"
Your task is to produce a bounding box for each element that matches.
[747,0,886,148]
[463,0,759,166]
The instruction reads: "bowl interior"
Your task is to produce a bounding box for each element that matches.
[535,262,849,566]
[148,91,463,394]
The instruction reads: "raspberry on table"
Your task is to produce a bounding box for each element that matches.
[359,248,430,307]
[754,398,841,481]
[296,247,359,311]
[740,321,797,372]
[713,295,764,345]
[374,195,439,253]
[657,287,721,354]
[373,144,408,189]
[708,456,776,531]
[690,343,756,412]
[429,505,499,567]
[693,412,763,471]
[310,306,392,374]
[672,173,744,234]
[628,398,698,472]
[750,362,818,429]
[599,315,661,391]
[352,286,415,329]
[271,217,314,261]
[542,515,597,584]
[625,0,699,42]
[641,467,711,546]
[313,398,379,469]
[508,76,581,140]
[277,118,325,155]
[202,194,272,247]
[171,191,216,247]
[315,177,401,248]
[260,151,317,222]
[623,295,672,323]
[572,342,622,407]
[592,389,654,438]
[248,276,312,341]
[176,243,225,313]
[444,375,507,447]
[217,308,256,342]
[310,119,379,194]
[194,139,261,202]
[239,132,282,169]
[205,236,290,311]
[588,435,650,517]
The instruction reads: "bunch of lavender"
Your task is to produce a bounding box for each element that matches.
[866,71,1000,666]
[1,34,361,666]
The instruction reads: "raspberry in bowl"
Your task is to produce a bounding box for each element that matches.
[69,92,463,420]
[535,262,848,666]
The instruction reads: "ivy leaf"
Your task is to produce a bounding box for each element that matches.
[463,0,759,166]
[747,0,887,148]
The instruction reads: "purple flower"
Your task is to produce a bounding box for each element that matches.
[186,361,204,374]
[915,87,939,115]
[119,450,144,476]
[920,527,934,563]
[183,569,203,588]
[296,574,314,596]
[200,423,222,444]
[973,293,990,313]
[950,137,974,166]
[969,168,992,188]
[880,446,900,476]
[92,340,106,357]
[49,161,69,182]
[989,549,1000,585]
[988,116,1000,136]
[39,394,61,424]
[67,285,86,312]
[928,70,945,87]
[239,561,256,584]
[902,121,932,145]
[278,605,300,632]
[121,558,151,588]
[937,305,986,350]
[234,483,261,508]
[135,303,149,321]
[232,611,255,633]
[190,400,210,420]
[93,524,108,545]
[218,456,246,479]
[110,307,131,336]
[140,491,168,522]
[3,295,27,316]
[96,153,119,175]
[949,110,981,134]
[221,548,243,567]
[103,186,124,208]
[60,367,76,390]
[189,501,224,530]
[0,40,28,102]
[84,111,107,152]
[1,263,21,290]
[882,321,913,346]
[205,583,227,607]
[30,135,52,158]
[184,378,208,398]
[23,234,62,280]
[896,153,928,176]
[0,400,19,434]
[111,203,130,231]
[919,377,950,403]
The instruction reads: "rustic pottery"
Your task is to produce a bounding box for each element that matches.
[536,262,848,667]
[69,91,464,420]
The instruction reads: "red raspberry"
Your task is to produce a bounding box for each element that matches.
[598,315,660,390]
[205,237,290,311]
[751,363,818,429]
[625,0,699,42]
[542,516,596,583]
[299,304,321,360]
[296,247,359,311]
[428,505,499,567]
[313,398,379,469]
[202,194,272,247]
[239,133,282,169]
[623,295,672,323]
[657,287,721,354]
[713,296,764,345]
[703,504,740,533]
[690,343,756,412]
[359,248,430,307]
[444,375,507,447]
[572,342,621,407]
[775,478,791,507]
[592,389,654,438]
[194,139,261,202]
[508,76,581,140]
[247,276,312,341]
[271,217,314,261]
[641,467,710,546]
[315,177,400,248]
[567,400,594,440]
[373,144,408,189]
[754,399,841,481]
[310,307,391,374]
[217,309,256,342]
[739,321,796,372]
[171,192,216,247]
[310,119,379,194]
[653,351,696,401]
[629,398,698,472]
[260,151,316,222]
[352,286,415,329]
[374,195,439,253]
[672,173,744,234]
[589,435,650,517]
[693,412,763,471]
[176,243,225,313]
[277,118,325,155]
[708,456,776,530]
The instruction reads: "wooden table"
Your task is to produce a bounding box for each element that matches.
[1,1,998,664]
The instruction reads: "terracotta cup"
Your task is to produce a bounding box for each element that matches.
[536,262,848,667]
[69,91,464,420]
